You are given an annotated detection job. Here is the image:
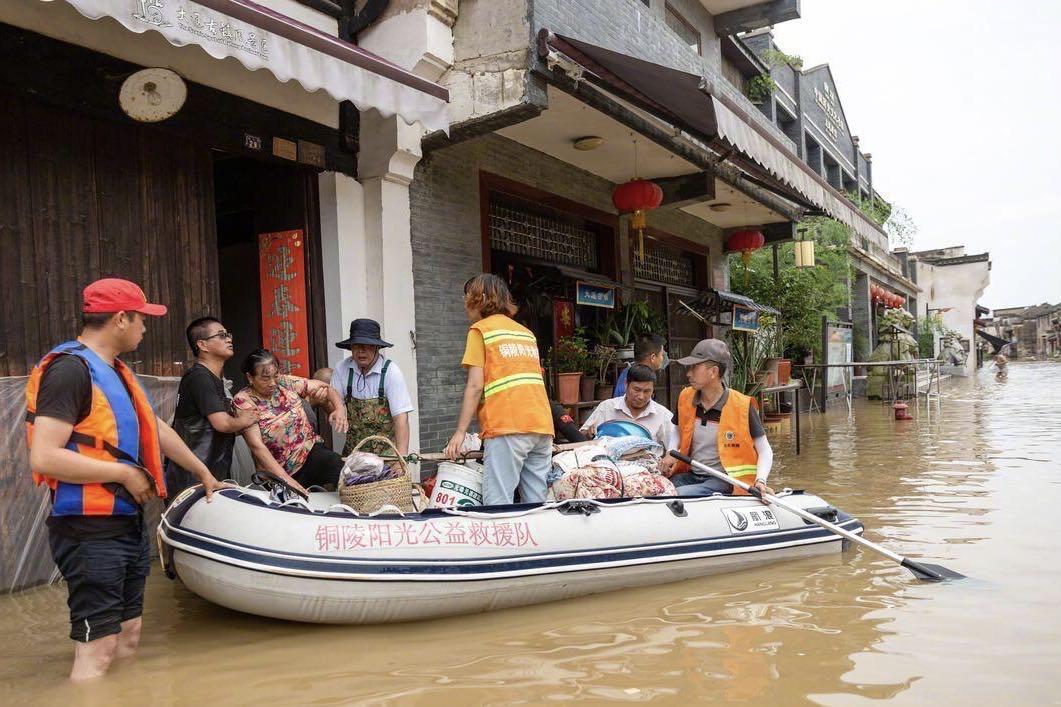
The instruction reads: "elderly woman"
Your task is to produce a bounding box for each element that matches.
[233,349,348,495]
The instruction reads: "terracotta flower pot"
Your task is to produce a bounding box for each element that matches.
[580,376,595,402]
[778,359,792,384]
[596,383,613,401]
[556,372,582,404]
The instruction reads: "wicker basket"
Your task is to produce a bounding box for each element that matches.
[338,435,415,514]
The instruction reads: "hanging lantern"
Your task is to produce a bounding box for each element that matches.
[726,229,766,268]
[613,179,663,260]
[794,239,816,268]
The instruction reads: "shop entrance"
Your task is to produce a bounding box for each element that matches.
[213,155,325,384]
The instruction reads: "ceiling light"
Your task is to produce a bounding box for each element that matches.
[708,202,732,212]
[572,136,604,151]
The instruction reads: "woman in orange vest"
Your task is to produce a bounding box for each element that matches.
[444,274,554,505]
[659,338,774,497]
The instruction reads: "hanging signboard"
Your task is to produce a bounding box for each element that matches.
[576,281,615,309]
[731,304,760,332]
[258,230,310,377]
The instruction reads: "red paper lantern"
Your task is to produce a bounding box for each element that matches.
[613,179,663,260]
[726,229,766,268]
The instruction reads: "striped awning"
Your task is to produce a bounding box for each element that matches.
[47,0,449,132]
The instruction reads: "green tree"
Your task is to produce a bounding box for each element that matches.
[729,217,852,360]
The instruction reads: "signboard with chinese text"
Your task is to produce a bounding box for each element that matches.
[575,281,615,309]
[258,230,310,377]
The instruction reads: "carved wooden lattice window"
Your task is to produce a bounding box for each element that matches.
[635,240,696,287]
[488,196,599,270]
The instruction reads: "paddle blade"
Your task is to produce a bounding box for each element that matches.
[901,558,966,582]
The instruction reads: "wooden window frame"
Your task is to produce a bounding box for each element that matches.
[664,3,702,56]
[478,171,620,280]
[630,226,711,291]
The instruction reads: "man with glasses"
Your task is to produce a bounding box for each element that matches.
[165,317,257,499]
[659,338,774,497]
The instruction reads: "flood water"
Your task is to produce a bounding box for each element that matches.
[3,362,1060,705]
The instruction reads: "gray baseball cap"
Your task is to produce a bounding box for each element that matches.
[675,338,732,370]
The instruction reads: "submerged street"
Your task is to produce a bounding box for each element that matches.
[2,362,1058,705]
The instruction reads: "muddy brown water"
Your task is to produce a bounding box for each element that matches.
[2,363,1060,705]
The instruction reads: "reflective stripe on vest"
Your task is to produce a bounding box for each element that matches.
[469,315,554,439]
[26,341,166,516]
[674,386,759,495]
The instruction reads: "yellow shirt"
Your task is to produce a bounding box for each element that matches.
[461,329,486,369]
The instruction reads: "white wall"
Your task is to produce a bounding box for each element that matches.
[915,258,991,376]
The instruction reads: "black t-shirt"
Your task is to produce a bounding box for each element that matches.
[166,363,235,484]
[34,355,139,539]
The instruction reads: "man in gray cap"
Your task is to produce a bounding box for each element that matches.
[659,338,773,497]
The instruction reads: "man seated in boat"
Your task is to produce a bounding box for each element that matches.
[580,364,670,446]
[658,339,774,497]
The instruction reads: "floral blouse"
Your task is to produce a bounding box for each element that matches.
[234,374,320,475]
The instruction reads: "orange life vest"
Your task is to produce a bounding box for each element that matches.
[26,341,166,516]
[673,386,759,495]
[469,315,554,439]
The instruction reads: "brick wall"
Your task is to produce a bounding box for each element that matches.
[410,132,724,451]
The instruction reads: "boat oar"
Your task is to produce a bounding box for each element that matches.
[667,451,964,582]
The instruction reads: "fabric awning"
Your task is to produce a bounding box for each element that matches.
[714,289,780,315]
[50,0,449,132]
[545,33,886,247]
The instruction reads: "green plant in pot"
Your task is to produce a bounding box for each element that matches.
[552,332,591,404]
[595,301,668,360]
[588,344,618,401]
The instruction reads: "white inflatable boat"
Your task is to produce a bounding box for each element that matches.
[158,485,863,624]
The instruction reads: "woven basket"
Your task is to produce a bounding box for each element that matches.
[338,435,415,514]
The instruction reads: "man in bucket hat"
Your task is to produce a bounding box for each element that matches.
[329,319,413,456]
[659,338,774,498]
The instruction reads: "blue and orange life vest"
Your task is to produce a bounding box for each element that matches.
[25,341,165,516]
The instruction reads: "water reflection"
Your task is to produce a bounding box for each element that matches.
[2,363,1060,705]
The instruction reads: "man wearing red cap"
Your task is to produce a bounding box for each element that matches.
[25,278,228,681]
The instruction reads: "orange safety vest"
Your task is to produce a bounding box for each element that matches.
[26,341,166,516]
[673,386,759,495]
[469,315,554,439]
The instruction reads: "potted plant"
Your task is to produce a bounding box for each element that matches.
[589,344,618,401]
[594,301,668,360]
[758,315,783,387]
[552,332,590,404]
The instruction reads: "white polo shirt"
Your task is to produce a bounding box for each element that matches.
[330,355,414,415]
[581,396,671,446]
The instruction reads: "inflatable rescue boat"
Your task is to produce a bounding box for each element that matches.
[158,484,863,624]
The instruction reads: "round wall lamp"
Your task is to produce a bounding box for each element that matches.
[572,135,604,151]
[119,68,187,123]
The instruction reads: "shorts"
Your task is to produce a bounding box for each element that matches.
[293,442,344,489]
[48,524,151,643]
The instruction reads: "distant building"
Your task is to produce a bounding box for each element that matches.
[896,247,991,376]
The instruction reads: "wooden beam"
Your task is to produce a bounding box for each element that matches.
[714,0,801,35]
[655,172,716,210]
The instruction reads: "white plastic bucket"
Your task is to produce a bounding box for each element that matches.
[430,461,484,508]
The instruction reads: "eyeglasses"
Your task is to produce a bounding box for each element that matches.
[201,331,233,342]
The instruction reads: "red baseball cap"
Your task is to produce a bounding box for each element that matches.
[82,278,168,316]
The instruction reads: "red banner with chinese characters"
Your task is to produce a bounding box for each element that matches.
[553,300,575,342]
[258,230,310,377]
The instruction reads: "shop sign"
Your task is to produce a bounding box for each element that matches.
[576,282,615,309]
[131,0,270,60]
[731,304,759,332]
[258,230,310,377]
